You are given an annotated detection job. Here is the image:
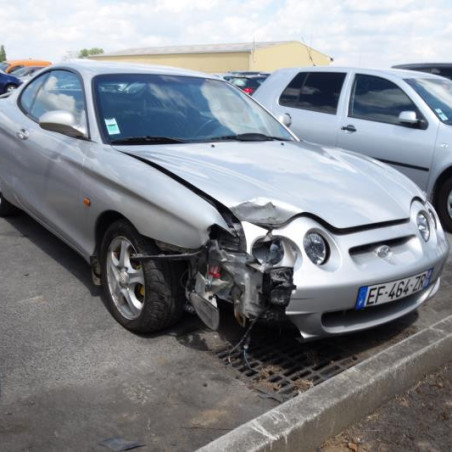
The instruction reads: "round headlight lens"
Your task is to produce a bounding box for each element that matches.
[417,212,430,241]
[303,232,329,265]
[252,238,285,266]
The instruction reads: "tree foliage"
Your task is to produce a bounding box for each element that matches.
[78,47,104,58]
[0,45,6,62]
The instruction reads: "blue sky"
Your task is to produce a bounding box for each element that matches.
[1,0,451,68]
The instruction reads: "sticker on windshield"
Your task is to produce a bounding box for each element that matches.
[105,118,120,135]
[435,108,448,121]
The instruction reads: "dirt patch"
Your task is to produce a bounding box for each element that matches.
[321,361,452,452]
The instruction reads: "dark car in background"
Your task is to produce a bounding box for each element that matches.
[393,63,452,81]
[222,71,270,95]
[0,70,22,94]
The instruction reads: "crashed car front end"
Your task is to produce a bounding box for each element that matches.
[89,68,448,338]
[174,196,449,340]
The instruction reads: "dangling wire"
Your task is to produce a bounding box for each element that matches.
[242,336,252,371]
[228,311,265,369]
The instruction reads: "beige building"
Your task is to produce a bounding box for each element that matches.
[89,41,332,73]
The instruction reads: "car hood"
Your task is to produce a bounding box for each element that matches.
[117,141,424,229]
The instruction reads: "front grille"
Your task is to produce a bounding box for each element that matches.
[349,235,413,256]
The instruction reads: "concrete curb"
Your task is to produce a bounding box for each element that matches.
[198,314,452,452]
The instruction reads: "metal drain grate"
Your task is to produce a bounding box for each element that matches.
[216,333,360,402]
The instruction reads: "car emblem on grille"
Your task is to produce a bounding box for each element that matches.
[376,245,391,258]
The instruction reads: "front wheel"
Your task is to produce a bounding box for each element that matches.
[4,84,17,93]
[436,177,452,232]
[100,219,184,333]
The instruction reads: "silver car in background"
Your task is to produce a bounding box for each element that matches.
[0,61,448,340]
[254,67,452,232]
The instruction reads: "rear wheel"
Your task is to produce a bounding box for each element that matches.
[100,219,184,333]
[436,177,452,232]
[0,192,20,217]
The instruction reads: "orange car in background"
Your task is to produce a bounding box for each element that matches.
[1,59,51,73]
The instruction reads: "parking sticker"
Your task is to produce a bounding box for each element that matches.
[105,118,120,135]
[435,108,448,121]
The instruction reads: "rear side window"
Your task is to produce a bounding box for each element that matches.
[349,74,421,125]
[279,72,346,114]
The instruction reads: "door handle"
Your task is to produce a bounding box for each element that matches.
[341,124,357,133]
[16,128,30,140]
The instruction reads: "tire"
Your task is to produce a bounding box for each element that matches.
[4,84,17,93]
[0,192,20,217]
[100,219,184,333]
[436,177,452,233]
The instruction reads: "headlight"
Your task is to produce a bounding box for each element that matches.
[417,212,430,241]
[303,232,329,265]
[252,238,284,265]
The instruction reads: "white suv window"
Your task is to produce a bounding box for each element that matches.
[349,74,422,125]
[279,72,346,114]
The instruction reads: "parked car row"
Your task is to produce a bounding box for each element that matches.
[221,71,270,95]
[254,66,452,232]
[0,59,51,94]
[0,59,51,74]
[0,60,448,342]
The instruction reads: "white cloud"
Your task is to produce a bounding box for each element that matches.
[0,0,450,68]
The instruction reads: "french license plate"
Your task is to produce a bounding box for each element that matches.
[355,268,433,310]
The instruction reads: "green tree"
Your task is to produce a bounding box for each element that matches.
[78,47,104,58]
[0,45,6,62]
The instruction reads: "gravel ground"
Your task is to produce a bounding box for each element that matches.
[321,361,452,452]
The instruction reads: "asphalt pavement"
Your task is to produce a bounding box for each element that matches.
[0,213,451,452]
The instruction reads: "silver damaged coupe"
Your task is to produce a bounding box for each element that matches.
[0,61,449,340]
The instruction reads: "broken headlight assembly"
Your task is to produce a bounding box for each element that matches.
[252,237,285,265]
[303,231,329,265]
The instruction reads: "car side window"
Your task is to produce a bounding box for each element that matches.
[279,72,346,114]
[25,70,87,126]
[349,74,422,125]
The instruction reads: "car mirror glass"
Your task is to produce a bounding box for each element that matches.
[39,110,87,138]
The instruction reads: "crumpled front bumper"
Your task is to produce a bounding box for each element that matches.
[278,214,449,340]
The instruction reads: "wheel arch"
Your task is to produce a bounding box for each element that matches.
[432,166,452,207]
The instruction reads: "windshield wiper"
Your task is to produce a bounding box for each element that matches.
[209,133,291,142]
[111,136,186,145]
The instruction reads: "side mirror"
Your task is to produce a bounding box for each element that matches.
[398,110,420,126]
[278,113,292,128]
[39,110,87,138]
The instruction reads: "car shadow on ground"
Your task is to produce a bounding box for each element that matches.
[172,301,419,401]
[4,213,100,296]
[5,211,420,396]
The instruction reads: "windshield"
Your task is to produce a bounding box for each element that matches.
[406,77,452,125]
[93,74,293,143]
[0,62,8,72]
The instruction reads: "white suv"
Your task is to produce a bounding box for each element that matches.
[254,67,452,231]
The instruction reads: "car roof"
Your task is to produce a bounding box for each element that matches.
[393,63,452,69]
[50,59,220,80]
[270,65,444,80]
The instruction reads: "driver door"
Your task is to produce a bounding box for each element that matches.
[10,69,91,252]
